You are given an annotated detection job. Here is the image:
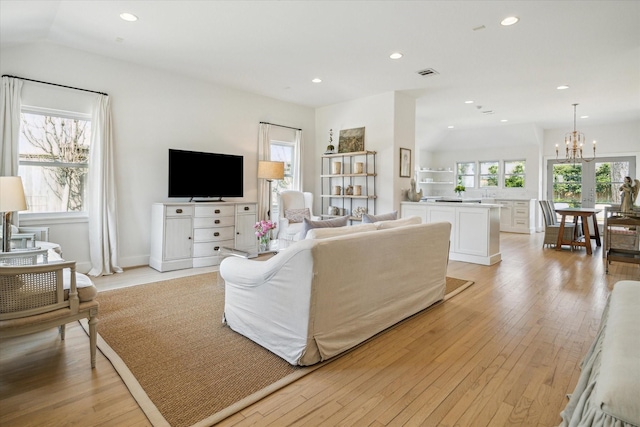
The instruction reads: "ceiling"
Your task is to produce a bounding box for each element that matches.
[1,0,639,150]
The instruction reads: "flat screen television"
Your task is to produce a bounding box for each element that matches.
[168,149,243,201]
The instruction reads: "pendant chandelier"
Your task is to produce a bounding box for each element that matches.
[556,103,596,164]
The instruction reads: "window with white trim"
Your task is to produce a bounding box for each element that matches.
[504,160,526,188]
[479,161,499,188]
[18,107,91,213]
[456,162,476,188]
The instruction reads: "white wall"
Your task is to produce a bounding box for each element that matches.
[1,42,315,272]
[314,91,416,215]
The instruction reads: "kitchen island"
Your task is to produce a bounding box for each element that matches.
[401,201,501,265]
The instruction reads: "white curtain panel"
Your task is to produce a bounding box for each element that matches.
[87,95,122,276]
[294,129,303,190]
[257,123,271,222]
[0,76,23,176]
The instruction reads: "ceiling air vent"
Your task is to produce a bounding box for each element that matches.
[417,68,439,77]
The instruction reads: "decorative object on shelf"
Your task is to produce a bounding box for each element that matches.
[328,206,339,215]
[332,185,342,195]
[258,160,285,220]
[556,103,597,164]
[406,178,423,202]
[325,129,335,154]
[352,206,367,218]
[254,219,276,251]
[400,148,411,177]
[0,176,28,253]
[338,127,365,153]
[620,176,640,214]
[344,185,354,195]
[353,185,362,196]
[354,162,364,174]
[331,161,342,174]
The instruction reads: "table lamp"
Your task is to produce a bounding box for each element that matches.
[0,176,28,252]
[257,160,285,219]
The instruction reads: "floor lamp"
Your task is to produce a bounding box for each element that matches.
[0,176,28,253]
[257,160,285,220]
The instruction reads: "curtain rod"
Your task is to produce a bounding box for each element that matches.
[2,74,108,96]
[259,121,301,131]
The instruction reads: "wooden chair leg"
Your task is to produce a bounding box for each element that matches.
[89,314,98,368]
[59,324,66,340]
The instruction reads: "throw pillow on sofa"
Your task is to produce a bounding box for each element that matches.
[376,215,422,229]
[306,223,377,239]
[285,208,310,223]
[362,211,398,223]
[302,215,349,238]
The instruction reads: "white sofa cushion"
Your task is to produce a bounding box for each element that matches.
[306,223,377,239]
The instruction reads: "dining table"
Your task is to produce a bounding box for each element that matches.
[555,207,602,255]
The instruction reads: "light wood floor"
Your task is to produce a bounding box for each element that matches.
[1,233,637,426]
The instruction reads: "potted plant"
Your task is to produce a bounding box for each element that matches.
[454,184,466,197]
[254,220,277,250]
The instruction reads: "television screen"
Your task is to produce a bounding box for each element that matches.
[168,149,243,200]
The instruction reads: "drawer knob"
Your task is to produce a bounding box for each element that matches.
[214,246,220,251]
[214,232,220,237]
[215,219,220,224]
[244,206,249,211]
[215,209,221,214]
[176,209,183,214]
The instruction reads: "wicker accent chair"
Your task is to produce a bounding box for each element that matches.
[539,200,580,249]
[0,260,99,368]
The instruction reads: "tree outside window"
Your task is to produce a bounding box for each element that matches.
[18,109,90,213]
[479,161,499,187]
[504,160,525,188]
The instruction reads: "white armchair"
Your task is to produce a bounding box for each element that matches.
[277,191,320,242]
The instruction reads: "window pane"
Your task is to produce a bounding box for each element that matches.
[504,160,525,188]
[479,161,499,188]
[595,161,630,204]
[270,142,296,207]
[19,111,90,213]
[553,163,581,208]
[456,162,475,189]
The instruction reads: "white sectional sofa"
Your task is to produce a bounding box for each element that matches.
[559,280,640,427]
[220,218,451,366]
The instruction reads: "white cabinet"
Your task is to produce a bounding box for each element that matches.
[149,204,194,272]
[150,202,257,272]
[235,203,258,252]
[495,199,536,234]
[400,202,501,265]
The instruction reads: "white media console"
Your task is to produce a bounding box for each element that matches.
[149,202,258,272]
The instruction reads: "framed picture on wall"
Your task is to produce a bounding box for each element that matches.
[400,148,411,177]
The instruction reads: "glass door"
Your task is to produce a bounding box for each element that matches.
[547,157,635,229]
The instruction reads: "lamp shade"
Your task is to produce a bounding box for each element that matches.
[0,176,28,212]
[257,161,285,180]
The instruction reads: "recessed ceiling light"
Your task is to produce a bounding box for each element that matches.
[500,16,519,26]
[312,78,322,83]
[501,119,508,122]
[580,115,589,119]
[557,85,570,90]
[448,125,455,129]
[120,12,138,22]
[464,100,474,104]
[389,52,403,60]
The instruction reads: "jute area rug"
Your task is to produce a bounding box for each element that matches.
[84,273,474,427]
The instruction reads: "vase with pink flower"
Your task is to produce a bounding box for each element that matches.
[254,219,277,251]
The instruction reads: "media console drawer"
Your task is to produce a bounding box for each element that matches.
[194,205,235,217]
[193,216,235,228]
